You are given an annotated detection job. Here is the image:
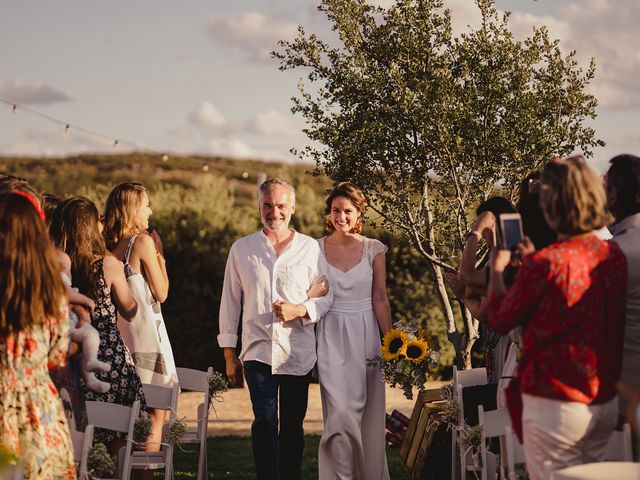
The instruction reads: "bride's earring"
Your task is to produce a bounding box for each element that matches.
[353,217,363,233]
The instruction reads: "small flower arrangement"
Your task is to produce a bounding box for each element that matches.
[458,424,483,452]
[87,443,117,479]
[207,370,229,411]
[438,385,484,466]
[133,411,153,444]
[367,323,440,400]
[165,417,188,446]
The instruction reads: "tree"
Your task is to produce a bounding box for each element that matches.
[275,0,603,368]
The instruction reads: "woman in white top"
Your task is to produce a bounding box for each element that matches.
[316,182,392,480]
[103,182,177,457]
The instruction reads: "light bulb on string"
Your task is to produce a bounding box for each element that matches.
[64,124,70,133]
[162,154,169,162]
[12,105,17,113]
[113,139,119,148]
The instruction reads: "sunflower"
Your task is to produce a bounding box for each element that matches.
[403,338,429,364]
[381,329,408,361]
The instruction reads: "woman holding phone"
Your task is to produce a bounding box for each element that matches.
[487,155,627,478]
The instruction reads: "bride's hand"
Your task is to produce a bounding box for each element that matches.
[307,275,329,299]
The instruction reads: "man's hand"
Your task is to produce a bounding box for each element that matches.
[224,348,243,386]
[272,300,307,322]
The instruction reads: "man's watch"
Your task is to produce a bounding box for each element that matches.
[465,230,481,241]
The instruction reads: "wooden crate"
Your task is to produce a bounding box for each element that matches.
[400,388,450,479]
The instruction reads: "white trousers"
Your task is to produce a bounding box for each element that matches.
[522,394,618,480]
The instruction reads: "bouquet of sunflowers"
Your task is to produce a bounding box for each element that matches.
[368,323,440,400]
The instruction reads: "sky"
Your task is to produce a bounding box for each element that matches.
[1,0,639,171]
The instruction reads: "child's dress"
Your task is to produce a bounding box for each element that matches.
[0,316,76,479]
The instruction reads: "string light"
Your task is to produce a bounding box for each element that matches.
[0,96,169,160]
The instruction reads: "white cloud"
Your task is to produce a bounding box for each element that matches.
[206,12,299,62]
[2,127,128,157]
[0,79,71,105]
[245,109,302,137]
[208,137,254,159]
[500,0,640,111]
[188,101,227,132]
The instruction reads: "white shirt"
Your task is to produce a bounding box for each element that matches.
[610,213,640,389]
[217,230,333,375]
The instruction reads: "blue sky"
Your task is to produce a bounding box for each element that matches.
[1,0,639,171]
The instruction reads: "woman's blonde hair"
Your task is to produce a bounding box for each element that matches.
[540,155,608,236]
[0,193,66,334]
[103,182,147,250]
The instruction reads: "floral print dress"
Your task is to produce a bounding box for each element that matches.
[0,317,76,479]
[83,258,146,444]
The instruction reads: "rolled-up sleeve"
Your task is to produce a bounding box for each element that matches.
[302,248,333,325]
[217,245,243,348]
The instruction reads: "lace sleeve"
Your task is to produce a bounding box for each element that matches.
[367,238,388,265]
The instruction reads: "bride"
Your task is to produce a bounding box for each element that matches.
[316,182,392,480]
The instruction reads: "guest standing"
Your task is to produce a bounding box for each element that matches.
[606,154,640,427]
[0,192,75,479]
[316,182,392,480]
[49,197,146,447]
[103,182,177,453]
[488,155,627,478]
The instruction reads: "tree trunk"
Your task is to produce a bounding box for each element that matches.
[429,263,478,369]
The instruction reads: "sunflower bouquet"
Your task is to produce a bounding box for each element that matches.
[368,323,440,400]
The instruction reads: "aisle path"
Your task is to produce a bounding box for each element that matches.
[177,381,445,437]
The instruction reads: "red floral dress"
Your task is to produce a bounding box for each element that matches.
[488,235,627,404]
[0,317,75,479]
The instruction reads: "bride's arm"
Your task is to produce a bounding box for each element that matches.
[372,253,392,335]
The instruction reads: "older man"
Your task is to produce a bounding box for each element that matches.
[218,178,333,480]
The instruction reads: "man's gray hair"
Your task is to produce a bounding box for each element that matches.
[258,177,296,204]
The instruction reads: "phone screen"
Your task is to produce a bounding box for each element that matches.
[502,218,523,251]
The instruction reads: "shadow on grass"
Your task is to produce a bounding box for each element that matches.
[166,435,409,479]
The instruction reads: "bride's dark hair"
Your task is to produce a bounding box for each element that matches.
[324,182,366,233]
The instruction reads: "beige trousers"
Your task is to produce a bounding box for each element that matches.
[522,393,618,480]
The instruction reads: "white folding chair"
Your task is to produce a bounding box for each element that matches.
[128,383,180,480]
[176,366,212,480]
[478,406,510,480]
[70,425,94,480]
[543,423,634,479]
[452,366,487,480]
[85,400,140,480]
[504,425,526,480]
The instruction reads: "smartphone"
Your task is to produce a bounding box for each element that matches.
[499,213,523,251]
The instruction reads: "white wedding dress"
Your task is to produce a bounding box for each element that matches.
[317,236,390,480]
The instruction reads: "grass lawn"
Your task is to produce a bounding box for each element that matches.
[167,435,410,479]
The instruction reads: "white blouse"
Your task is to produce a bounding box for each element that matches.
[218,230,333,375]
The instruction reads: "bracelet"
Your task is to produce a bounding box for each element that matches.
[465,230,481,240]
